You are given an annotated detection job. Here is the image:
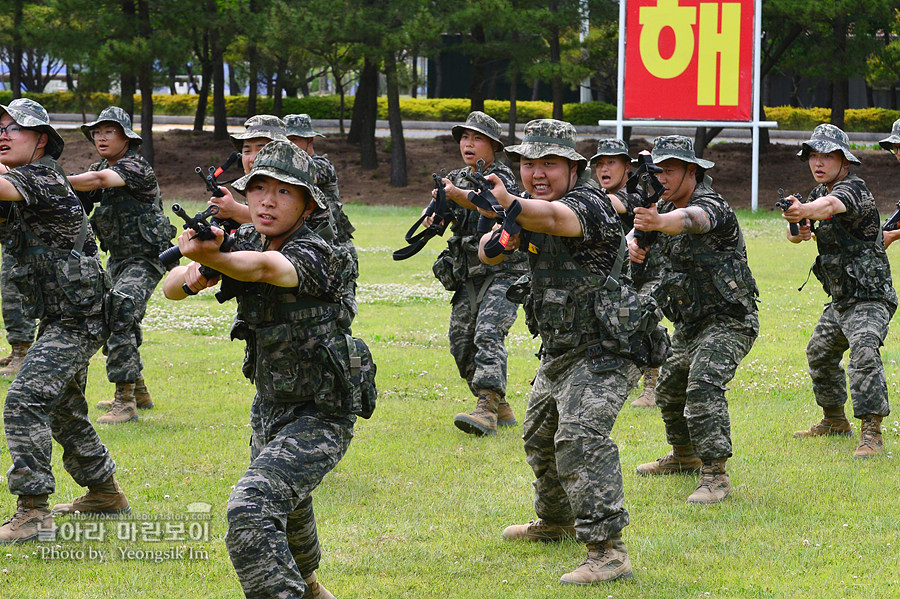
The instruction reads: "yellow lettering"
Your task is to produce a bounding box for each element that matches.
[697,3,742,105]
[639,0,697,79]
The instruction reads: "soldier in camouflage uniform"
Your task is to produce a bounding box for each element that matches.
[431,111,526,435]
[284,114,359,327]
[630,136,759,504]
[782,124,896,458]
[67,107,176,423]
[164,140,376,599]
[206,115,289,225]
[0,99,130,544]
[482,120,662,585]
[878,119,900,249]
[0,242,36,376]
[588,138,663,408]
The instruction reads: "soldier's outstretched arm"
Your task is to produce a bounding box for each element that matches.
[0,178,24,202]
[68,169,126,191]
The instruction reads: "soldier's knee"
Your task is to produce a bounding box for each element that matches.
[226,477,274,529]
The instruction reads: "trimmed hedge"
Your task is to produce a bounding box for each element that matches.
[2,90,897,131]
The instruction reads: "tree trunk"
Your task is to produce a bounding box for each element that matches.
[431,52,441,99]
[248,44,259,116]
[211,18,228,140]
[411,55,418,98]
[193,32,212,132]
[349,58,378,169]
[693,126,723,158]
[272,61,284,117]
[508,70,518,145]
[137,0,154,165]
[335,72,346,136]
[469,25,486,113]
[9,1,24,99]
[385,55,407,187]
[168,64,177,95]
[228,63,239,96]
[120,73,136,120]
[549,24,564,120]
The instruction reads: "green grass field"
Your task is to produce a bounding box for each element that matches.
[1,203,899,599]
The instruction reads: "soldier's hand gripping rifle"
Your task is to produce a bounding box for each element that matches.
[158,204,244,303]
[626,153,665,249]
[392,170,452,260]
[463,159,523,259]
[197,150,243,233]
[775,188,808,236]
[882,199,900,232]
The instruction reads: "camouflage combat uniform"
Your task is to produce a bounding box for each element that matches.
[0,236,36,343]
[653,181,759,461]
[2,154,118,497]
[438,161,527,399]
[222,142,376,598]
[85,142,175,384]
[803,175,896,418]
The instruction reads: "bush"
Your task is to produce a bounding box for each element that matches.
[563,101,617,126]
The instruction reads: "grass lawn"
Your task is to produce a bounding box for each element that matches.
[1,203,899,598]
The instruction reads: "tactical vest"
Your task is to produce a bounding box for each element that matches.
[811,214,897,310]
[658,224,758,325]
[521,231,659,364]
[231,269,375,419]
[5,204,110,325]
[89,154,176,264]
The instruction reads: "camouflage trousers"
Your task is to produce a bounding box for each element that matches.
[807,300,893,418]
[105,256,163,383]
[226,400,354,599]
[657,312,759,461]
[4,315,114,496]
[0,245,37,343]
[449,274,519,397]
[523,351,641,544]
[337,241,359,327]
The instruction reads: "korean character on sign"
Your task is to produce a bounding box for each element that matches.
[140,522,162,542]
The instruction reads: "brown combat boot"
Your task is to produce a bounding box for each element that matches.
[301,571,335,599]
[631,367,658,408]
[853,415,884,459]
[97,377,154,410]
[559,535,632,585]
[687,458,731,504]
[53,476,130,516]
[636,445,702,476]
[0,494,55,544]
[502,519,576,542]
[0,341,31,379]
[497,397,517,427]
[794,406,853,437]
[453,390,499,436]
[97,383,139,424]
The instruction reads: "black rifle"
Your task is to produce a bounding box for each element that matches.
[462,159,523,258]
[775,188,808,236]
[625,154,665,249]
[883,200,900,232]
[197,151,243,233]
[158,204,244,303]
[392,171,452,260]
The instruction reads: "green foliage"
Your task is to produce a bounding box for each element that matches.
[844,107,900,132]
[563,101,617,125]
[766,106,833,130]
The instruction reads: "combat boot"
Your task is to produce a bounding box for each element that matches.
[96,383,139,424]
[97,377,154,410]
[453,390,499,436]
[631,367,658,408]
[301,571,335,599]
[559,535,632,585]
[793,406,853,437]
[0,494,54,544]
[502,519,576,542]
[686,458,731,504]
[53,475,130,516]
[636,445,702,476]
[853,415,884,459]
[497,397,517,427]
[0,341,31,379]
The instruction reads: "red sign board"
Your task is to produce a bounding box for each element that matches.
[623,0,755,121]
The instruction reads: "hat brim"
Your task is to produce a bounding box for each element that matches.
[231,168,327,210]
[504,143,587,173]
[797,141,860,165]
[230,131,287,151]
[451,124,504,150]
[651,151,715,170]
[588,151,631,165]
[879,135,900,151]
[286,129,325,139]
[0,105,65,160]
[80,119,142,145]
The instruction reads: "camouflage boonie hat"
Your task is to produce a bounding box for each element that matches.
[451,111,504,149]
[651,135,715,170]
[80,106,142,146]
[589,138,631,165]
[878,118,900,151]
[284,114,324,138]
[0,98,64,159]
[504,119,587,173]
[230,115,288,151]
[231,140,326,210]
[797,123,860,165]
